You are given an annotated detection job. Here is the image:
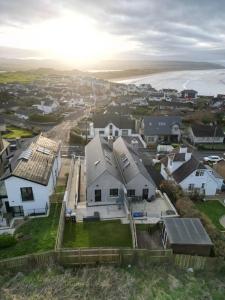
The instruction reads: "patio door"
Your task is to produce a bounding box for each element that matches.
[142,189,149,200]
[95,189,102,202]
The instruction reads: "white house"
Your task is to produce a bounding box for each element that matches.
[88,114,136,139]
[14,110,29,120]
[1,134,61,219]
[85,135,156,206]
[189,124,224,145]
[34,100,59,114]
[161,146,223,196]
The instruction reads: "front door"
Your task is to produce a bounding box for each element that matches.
[95,189,101,202]
[142,189,149,200]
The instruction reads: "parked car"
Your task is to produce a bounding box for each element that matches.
[203,155,223,163]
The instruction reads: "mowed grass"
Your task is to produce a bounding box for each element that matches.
[0,203,61,259]
[3,126,33,139]
[195,200,225,231]
[63,220,132,248]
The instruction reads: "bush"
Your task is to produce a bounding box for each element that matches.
[69,130,86,145]
[0,234,17,249]
[159,180,183,204]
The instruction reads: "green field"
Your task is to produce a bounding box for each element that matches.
[0,71,42,84]
[63,220,132,248]
[1,263,225,299]
[3,126,33,139]
[0,203,61,259]
[195,200,225,231]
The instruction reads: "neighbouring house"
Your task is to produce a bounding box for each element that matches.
[189,124,224,145]
[34,100,59,114]
[0,134,61,220]
[180,89,198,99]
[141,116,182,144]
[14,110,29,120]
[160,146,223,196]
[0,135,10,176]
[88,113,136,139]
[162,218,213,256]
[85,135,156,206]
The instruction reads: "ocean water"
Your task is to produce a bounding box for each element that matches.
[115,69,225,96]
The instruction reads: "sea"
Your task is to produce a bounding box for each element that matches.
[114,69,225,96]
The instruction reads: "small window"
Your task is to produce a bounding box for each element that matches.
[122,129,129,136]
[196,170,204,176]
[109,189,119,197]
[127,189,135,197]
[20,187,34,201]
[188,184,194,191]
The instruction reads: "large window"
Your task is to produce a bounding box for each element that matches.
[196,170,204,176]
[20,187,34,201]
[109,189,119,197]
[127,189,135,197]
[99,130,105,135]
[122,129,129,136]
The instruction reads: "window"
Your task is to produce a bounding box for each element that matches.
[95,189,101,202]
[188,184,194,191]
[196,170,204,176]
[109,189,119,197]
[99,130,105,135]
[20,187,34,201]
[122,129,129,136]
[147,136,155,142]
[201,183,205,189]
[127,189,135,197]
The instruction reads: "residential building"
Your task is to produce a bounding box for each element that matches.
[34,100,59,114]
[1,134,61,219]
[160,146,223,196]
[189,124,224,145]
[162,218,213,256]
[85,135,156,206]
[141,116,182,144]
[14,110,29,120]
[180,89,198,99]
[89,114,136,139]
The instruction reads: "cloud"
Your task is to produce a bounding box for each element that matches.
[1,0,225,60]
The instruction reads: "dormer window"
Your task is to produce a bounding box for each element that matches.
[196,170,204,176]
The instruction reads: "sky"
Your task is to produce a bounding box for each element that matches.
[0,0,225,66]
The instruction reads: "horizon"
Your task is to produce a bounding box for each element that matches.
[1,1,225,68]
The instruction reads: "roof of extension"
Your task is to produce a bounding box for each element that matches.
[85,135,122,187]
[113,137,156,186]
[172,155,206,183]
[164,218,213,245]
[143,116,181,136]
[191,124,224,138]
[2,134,60,186]
[92,113,135,130]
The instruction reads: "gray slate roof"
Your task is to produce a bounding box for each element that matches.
[85,135,122,187]
[172,155,206,183]
[143,116,181,136]
[113,137,156,186]
[164,218,213,245]
[92,114,135,130]
[191,124,224,138]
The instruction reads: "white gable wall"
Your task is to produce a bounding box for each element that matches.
[126,173,155,199]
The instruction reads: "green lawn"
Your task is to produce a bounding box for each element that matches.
[3,126,33,139]
[195,200,225,231]
[63,220,132,248]
[0,203,61,259]
[198,143,225,150]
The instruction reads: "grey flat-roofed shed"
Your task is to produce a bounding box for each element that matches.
[163,218,213,256]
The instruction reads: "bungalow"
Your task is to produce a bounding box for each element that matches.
[85,135,156,206]
[89,114,136,139]
[160,146,223,196]
[189,124,224,145]
[1,134,61,219]
[141,116,182,144]
[162,218,213,256]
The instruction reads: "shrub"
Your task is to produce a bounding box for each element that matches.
[160,180,183,204]
[0,234,17,249]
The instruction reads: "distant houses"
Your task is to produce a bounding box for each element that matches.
[141,116,182,145]
[160,146,223,196]
[85,135,156,206]
[1,134,61,220]
[180,89,198,99]
[33,100,59,115]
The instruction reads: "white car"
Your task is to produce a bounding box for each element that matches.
[203,155,223,163]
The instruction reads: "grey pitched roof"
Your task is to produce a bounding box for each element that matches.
[85,135,122,187]
[191,124,224,138]
[143,116,181,136]
[172,155,206,183]
[164,218,213,245]
[113,137,156,186]
[92,114,135,130]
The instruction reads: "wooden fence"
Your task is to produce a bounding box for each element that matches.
[174,254,206,270]
[55,201,66,250]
